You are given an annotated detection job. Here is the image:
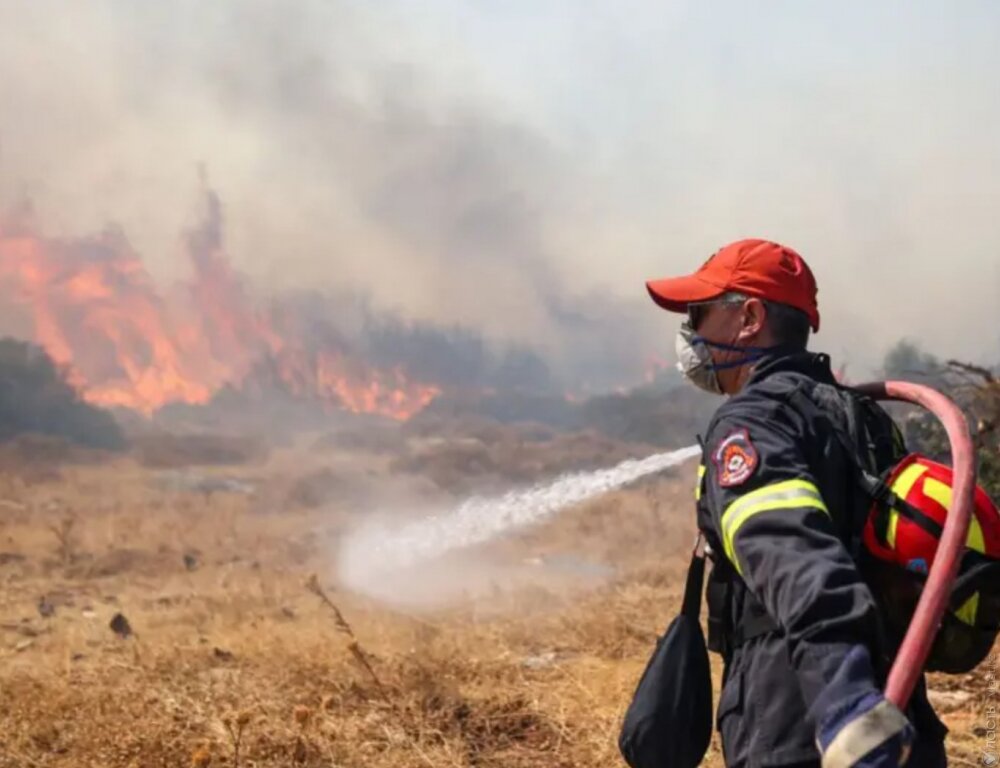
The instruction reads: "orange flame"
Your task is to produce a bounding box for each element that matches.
[0,205,439,420]
[642,354,673,384]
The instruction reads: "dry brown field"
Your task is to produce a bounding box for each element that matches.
[0,431,993,767]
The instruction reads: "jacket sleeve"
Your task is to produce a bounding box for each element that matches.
[702,394,883,713]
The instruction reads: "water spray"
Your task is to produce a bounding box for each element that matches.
[339,444,701,590]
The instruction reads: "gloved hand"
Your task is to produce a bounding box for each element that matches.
[811,645,915,768]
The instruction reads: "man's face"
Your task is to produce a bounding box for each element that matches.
[688,297,765,394]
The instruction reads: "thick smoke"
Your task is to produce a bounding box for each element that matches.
[1,1,998,387]
[0,0,660,391]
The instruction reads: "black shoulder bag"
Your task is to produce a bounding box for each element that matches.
[618,536,713,768]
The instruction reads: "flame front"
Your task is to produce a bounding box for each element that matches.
[0,201,439,420]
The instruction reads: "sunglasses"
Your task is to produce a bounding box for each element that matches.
[686,295,747,330]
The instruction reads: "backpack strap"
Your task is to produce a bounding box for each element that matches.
[783,385,898,564]
[731,611,780,647]
[785,386,888,500]
[704,542,780,654]
[869,494,945,545]
[784,385,946,556]
[707,377,904,655]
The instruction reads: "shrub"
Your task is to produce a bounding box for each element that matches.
[0,338,125,450]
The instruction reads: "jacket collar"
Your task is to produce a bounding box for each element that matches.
[745,347,837,387]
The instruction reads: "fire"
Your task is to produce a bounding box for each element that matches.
[643,354,672,384]
[0,198,440,420]
[268,347,440,422]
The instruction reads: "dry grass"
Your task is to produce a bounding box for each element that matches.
[0,436,993,767]
[132,433,268,469]
[391,427,658,495]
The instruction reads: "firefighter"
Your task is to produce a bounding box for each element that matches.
[645,239,948,768]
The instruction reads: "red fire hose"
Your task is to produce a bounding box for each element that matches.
[856,381,977,709]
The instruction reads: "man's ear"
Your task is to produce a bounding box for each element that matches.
[740,297,766,339]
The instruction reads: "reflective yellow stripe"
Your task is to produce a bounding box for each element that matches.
[956,593,980,626]
[887,462,929,549]
[890,461,928,498]
[923,477,952,512]
[922,477,986,553]
[695,464,706,501]
[920,475,983,626]
[967,518,985,554]
[720,479,829,575]
[886,512,900,551]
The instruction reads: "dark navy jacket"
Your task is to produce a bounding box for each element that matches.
[695,350,947,767]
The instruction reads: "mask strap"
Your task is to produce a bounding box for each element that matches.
[707,353,767,371]
[690,335,777,372]
[691,336,773,354]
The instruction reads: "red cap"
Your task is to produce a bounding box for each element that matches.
[645,238,820,332]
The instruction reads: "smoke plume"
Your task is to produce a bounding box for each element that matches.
[1,1,998,395]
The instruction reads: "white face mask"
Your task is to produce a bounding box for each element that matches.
[675,321,724,394]
[675,320,775,395]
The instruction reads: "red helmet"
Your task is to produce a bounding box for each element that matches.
[862,453,1000,672]
[864,454,1000,578]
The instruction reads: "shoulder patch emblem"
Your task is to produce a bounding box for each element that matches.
[712,429,759,487]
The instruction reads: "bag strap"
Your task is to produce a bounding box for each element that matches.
[681,534,707,620]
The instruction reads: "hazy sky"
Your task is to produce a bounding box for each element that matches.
[1,1,998,380]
